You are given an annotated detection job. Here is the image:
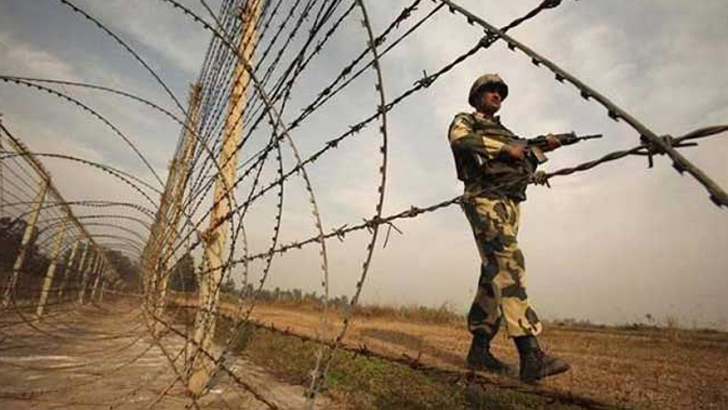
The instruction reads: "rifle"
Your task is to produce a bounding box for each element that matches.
[463,132,602,181]
[524,132,602,164]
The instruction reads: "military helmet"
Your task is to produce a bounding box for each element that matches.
[468,73,509,108]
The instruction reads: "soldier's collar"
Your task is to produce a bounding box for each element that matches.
[472,111,501,124]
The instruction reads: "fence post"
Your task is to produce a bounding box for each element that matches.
[156,83,202,315]
[187,1,263,395]
[2,180,49,308]
[90,260,104,301]
[57,239,80,303]
[72,243,89,302]
[0,127,4,219]
[98,275,106,302]
[36,217,69,317]
[79,250,98,304]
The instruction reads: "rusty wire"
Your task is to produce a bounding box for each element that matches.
[1,0,726,408]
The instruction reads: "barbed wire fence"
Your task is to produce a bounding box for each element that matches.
[0,123,126,305]
[0,0,726,408]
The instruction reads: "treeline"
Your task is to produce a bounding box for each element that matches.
[236,284,352,310]
[169,258,352,310]
[1,216,56,298]
[0,216,140,299]
[167,254,461,325]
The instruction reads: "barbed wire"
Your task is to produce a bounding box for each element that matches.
[56,0,187,116]
[0,77,165,188]
[1,0,726,409]
[437,0,728,207]
[169,299,619,410]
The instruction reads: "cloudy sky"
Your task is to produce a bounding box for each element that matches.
[1,0,726,329]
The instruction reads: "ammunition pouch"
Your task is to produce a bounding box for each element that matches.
[453,150,487,182]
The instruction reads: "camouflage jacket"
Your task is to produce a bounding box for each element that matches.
[448,111,534,202]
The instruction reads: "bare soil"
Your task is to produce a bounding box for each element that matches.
[3,298,725,409]
[0,299,333,409]
[239,303,728,410]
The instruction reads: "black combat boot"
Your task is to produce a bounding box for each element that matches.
[514,336,570,383]
[466,334,514,375]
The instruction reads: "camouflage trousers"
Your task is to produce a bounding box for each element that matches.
[462,195,543,341]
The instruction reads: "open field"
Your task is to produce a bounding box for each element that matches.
[195,299,728,410]
[2,296,726,409]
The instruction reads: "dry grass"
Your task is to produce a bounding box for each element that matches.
[169,298,728,410]
[351,302,463,326]
[665,316,680,342]
[211,316,586,410]
[216,290,464,326]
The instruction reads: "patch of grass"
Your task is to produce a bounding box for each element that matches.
[214,322,585,410]
[212,316,256,353]
[324,353,468,409]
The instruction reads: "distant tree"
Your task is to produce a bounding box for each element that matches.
[220,276,236,294]
[0,216,49,296]
[169,253,197,292]
[334,294,349,309]
[104,249,141,290]
[0,217,28,272]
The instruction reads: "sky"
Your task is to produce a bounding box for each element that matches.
[0,0,726,329]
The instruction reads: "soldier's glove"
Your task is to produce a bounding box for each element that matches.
[530,171,551,188]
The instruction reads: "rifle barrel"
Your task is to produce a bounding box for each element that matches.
[578,134,603,140]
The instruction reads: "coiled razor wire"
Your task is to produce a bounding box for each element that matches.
[0,0,726,409]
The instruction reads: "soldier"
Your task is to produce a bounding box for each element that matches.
[448,73,570,382]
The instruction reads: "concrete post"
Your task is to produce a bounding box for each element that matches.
[2,180,49,307]
[141,83,201,332]
[157,83,202,313]
[36,217,69,317]
[188,1,263,395]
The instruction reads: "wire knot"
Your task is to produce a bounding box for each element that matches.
[415,70,434,88]
[641,134,675,169]
[478,30,500,49]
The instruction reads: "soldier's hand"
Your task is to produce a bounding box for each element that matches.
[507,144,526,160]
[545,133,561,151]
[531,171,551,187]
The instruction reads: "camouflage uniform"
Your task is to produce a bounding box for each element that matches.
[448,110,543,342]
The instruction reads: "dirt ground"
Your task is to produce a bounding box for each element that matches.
[239,303,728,410]
[3,299,726,409]
[0,300,332,409]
